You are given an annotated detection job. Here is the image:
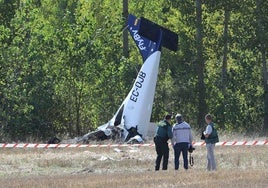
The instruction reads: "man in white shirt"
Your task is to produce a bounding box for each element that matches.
[172,114,193,170]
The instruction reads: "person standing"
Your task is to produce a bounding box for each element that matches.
[203,114,219,171]
[154,114,173,171]
[172,114,193,170]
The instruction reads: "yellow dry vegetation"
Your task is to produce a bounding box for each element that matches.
[0,144,267,188]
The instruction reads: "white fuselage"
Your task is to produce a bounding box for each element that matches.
[122,51,161,137]
[103,51,161,140]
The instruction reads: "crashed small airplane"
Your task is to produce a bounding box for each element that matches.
[76,14,178,144]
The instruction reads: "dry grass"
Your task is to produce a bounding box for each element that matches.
[0,143,267,188]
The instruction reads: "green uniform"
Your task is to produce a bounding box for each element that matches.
[154,120,173,170]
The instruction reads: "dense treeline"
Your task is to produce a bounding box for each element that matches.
[0,0,267,142]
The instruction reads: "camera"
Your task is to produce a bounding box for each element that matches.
[201,131,205,140]
[188,145,195,153]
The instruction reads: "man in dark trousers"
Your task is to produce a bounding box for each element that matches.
[154,114,173,171]
[172,114,193,170]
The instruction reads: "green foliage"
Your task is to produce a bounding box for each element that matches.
[0,0,267,141]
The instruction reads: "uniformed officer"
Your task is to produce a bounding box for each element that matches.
[154,114,173,171]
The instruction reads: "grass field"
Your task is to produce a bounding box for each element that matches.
[0,141,267,188]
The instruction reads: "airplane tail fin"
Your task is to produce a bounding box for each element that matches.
[138,17,178,52]
[127,14,178,62]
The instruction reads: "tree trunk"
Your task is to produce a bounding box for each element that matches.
[195,0,207,128]
[262,47,268,136]
[221,8,230,128]
[123,0,129,58]
[75,87,82,136]
[256,0,268,136]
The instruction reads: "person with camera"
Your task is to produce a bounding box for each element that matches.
[172,114,193,170]
[154,114,173,171]
[203,114,219,171]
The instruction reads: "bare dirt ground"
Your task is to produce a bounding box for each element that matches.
[0,142,267,188]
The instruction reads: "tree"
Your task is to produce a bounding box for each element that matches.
[122,0,129,58]
[256,0,268,135]
[195,0,207,128]
[0,0,266,141]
